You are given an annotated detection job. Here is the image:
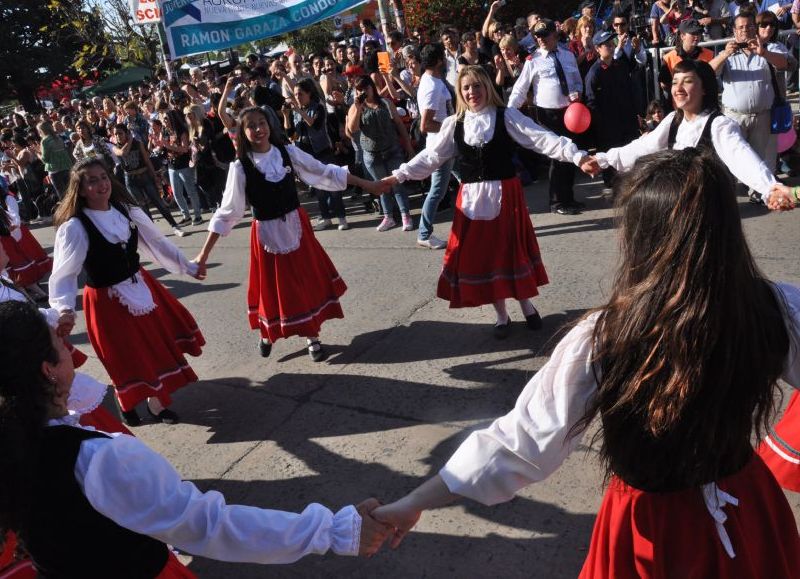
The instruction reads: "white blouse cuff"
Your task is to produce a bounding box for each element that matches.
[208,216,235,237]
[571,150,588,167]
[331,505,361,557]
[594,152,610,169]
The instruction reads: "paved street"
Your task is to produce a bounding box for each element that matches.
[34,174,800,578]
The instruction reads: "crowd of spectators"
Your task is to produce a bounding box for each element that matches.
[1,0,798,231]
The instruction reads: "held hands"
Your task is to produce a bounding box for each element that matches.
[370,498,423,549]
[356,498,393,557]
[56,310,75,338]
[376,175,400,195]
[579,155,601,177]
[191,256,208,280]
[767,184,797,211]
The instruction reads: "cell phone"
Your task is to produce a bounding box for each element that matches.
[377,51,391,74]
[356,93,367,104]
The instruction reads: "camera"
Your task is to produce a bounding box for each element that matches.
[736,41,749,49]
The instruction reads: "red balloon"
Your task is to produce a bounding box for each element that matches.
[564,102,592,134]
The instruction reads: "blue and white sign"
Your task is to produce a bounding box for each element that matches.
[160,0,368,58]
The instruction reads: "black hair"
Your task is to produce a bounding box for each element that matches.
[0,302,60,536]
[672,59,719,114]
[295,78,321,103]
[420,43,445,70]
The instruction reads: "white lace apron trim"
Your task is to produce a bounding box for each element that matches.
[107,271,157,316]
[257,209,303,254]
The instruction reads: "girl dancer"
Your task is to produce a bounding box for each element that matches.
[0,302,389,578]
[594,59,796,210]
[379,66,598,337]
[195,107,380,362]
[372,149,800,577]
[49,158,205,426]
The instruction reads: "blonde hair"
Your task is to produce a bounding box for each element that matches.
[575,15,596,41]
[183,104,206,140]
[455,65,504,118]
[54,158,137,228]
[498,34,519,51]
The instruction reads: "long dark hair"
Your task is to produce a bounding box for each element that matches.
[0,302,60,535]
[53,158,138,228]
[235,106,285,159]
[672,59,719,121]
[573,149,790,487]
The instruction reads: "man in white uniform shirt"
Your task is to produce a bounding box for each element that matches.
[415,43,455,249]
[441,29,461,90]
[710,11,788,197]
[508,19,585,215]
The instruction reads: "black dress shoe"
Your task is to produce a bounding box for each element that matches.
[147,406,180,425]
[493,318,511,340]
[121,409,142,427]
[258,339,272,358]
[308,341,327,362]
[551,204,580,215]
[525,311,543,331]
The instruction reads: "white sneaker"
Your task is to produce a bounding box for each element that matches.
[417,235,447,250]
[401,213,414,231]
[337,218,350,231]
[376,216,396,232]
[172,227,186,237]
[313,218,332,231]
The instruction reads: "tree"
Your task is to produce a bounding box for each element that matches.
[48,0,160,75]
[0,0,84,111]
[263,21,336,57]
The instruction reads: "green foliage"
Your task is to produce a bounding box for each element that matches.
[0,0,83,109]
[283,21,336,56]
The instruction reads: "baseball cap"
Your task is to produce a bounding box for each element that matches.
[593,30,617,46]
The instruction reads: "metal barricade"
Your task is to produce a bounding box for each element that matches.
[646,28,799,105]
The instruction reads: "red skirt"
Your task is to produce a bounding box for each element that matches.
[65,338,87,368]
[580,454,800,578]
[83,268,204,412]
[437,177,549,308]
[0,228,52,287]
[247,209,346,341]
[757,389,800,492]
[155,552,196,579]
[0,533,34,579]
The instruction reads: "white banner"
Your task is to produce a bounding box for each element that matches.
[130,0,163,24]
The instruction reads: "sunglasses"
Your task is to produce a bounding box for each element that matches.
[758,22,776,27]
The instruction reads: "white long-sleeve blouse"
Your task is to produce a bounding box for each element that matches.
[4,194,22,241]
[44,418,360,563]
[49,206,197,315]
[595,111,777,201]
[393,106,587,220]
[440,281,800,504]
[208,145,349,254]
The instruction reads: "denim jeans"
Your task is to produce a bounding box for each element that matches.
[362,146,410,216]
[417,158,454,241]
[167,166,202,220]
[48,170,70,201]
[125,173,178,227]
[312,149,346,220]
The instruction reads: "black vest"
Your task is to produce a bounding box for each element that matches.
[240,146,300,221]
[667,110,722,151]
[76,203,140,288]
[454,108,517,184]
[21,426,169,578]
